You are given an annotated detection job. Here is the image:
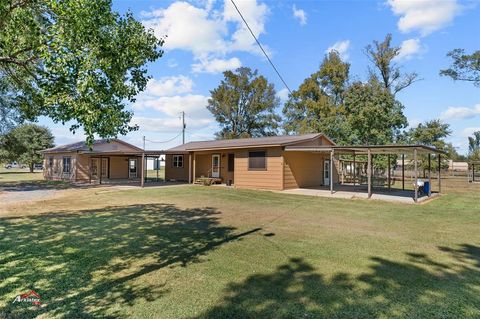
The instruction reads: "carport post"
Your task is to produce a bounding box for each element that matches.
[353,152,356,189]
[367,148,372,198]
[330,149,334,194]
[428,153,431,197]
[141,152,145,188]
[99,157,102,185]
[438,154,442,193]
[414,148,418,203]
[402,153,405,190]
[387,154,391,190]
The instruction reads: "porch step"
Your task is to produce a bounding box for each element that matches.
[195,177,222,185]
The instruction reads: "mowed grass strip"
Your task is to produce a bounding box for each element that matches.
[0,173,479,318]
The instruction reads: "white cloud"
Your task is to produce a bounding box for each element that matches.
[395,38,426,60]
[144,76,193,97]
[142,2,228,57]
[223,0,270,54]
[192,57,242,73]
[387,0,462,36]
[407,117,422,128]
[326,40,351,60]
[462,127,480,137]
[135,94,211,118]
[131,116,213,133]
[440,104,480,120]
[142,0,270,70]
[292,4,307,25]
[276,88,290,103]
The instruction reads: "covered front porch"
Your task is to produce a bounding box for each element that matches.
[284,144,445,203]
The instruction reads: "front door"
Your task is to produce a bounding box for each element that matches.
[211,154,220,178]
[91,158,99,180]
[129,158,137,178]
[324,160,330,186]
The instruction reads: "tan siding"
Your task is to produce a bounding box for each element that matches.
[283,152,325,189]
[43,153,76,181]
[76,155,90,181]
[234,147,283,190]
[165,154,190,181]
[109,156,129,179]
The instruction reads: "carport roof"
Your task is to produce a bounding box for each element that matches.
[284,144,446,155]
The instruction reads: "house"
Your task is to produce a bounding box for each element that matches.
[165,133,338,190]
[42,134,445,202]
[41,139,160,183]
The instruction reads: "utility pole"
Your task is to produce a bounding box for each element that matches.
[182,111,186,144]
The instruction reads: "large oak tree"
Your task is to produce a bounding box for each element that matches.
[207,67,281,139]
[0,0,164,144]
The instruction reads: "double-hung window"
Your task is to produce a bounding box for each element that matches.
[63,157,71,173]
[172,155,183,168]
[248,151,266,170]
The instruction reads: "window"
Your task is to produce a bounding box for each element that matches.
[62,157,71,173]
[228,154,235,172]
[48,157,54,168]
[172,155,183,168]
[248,151,266,170]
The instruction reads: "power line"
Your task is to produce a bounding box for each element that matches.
[229,0,292,95]
[144,132,182,144]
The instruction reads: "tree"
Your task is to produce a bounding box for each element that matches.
[0,124,54,172]
[207,67,281,139]
[365,34,419,95]
[468,131,480,160]
[0,75,20,135]
[406,119,452,170]
[0,0,164,145]
[440,49,480,87]
[343,80,408,145]
[283,50,350,143]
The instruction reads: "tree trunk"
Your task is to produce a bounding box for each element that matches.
[30,163,34,173]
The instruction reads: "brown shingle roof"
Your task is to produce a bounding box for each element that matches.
[167,133,330,151]
[41,139,142,153]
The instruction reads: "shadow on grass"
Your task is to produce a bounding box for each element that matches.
[198,245,480,319]
[0,204,259,318]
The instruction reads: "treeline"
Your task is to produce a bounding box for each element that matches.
[207,34,479,161]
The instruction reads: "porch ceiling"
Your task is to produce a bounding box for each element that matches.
[284,144,445,155]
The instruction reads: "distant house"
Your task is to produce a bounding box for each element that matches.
[41,139,149,183]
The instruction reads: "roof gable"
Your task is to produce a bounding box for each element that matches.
[42,139,142,153]
[167,133,334,152]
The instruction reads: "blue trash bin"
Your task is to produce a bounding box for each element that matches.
[424,181,430,195]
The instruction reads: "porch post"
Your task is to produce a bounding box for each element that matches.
[438,154,442,193]
[141,153,145,188]
[428,153,432,197]
[193,152,196,183]
[330,149,334,194]
[367,148,372,198]
[387,154,391,191]
[99,157,102,185]
[188,153,192,183]
[414,148,418,202]
[402,153,405,190]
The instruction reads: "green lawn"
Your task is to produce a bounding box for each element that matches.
[1,172,479,318]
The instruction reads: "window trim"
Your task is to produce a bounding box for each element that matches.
[62,156,71,174]
[248,150,267,171]
[172,154,184,168]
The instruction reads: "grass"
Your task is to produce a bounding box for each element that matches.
[0,172,479,318]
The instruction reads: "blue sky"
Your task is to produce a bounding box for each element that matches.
[39,0,480,154]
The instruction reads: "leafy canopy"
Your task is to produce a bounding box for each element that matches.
[0,0,164,144]
[207,67,281,139]
[283,51,350,143]
[0,123,54,172]
[440,49,480,87]
[468,131,480,160]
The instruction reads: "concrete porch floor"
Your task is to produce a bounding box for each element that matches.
[280,184,439,204]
